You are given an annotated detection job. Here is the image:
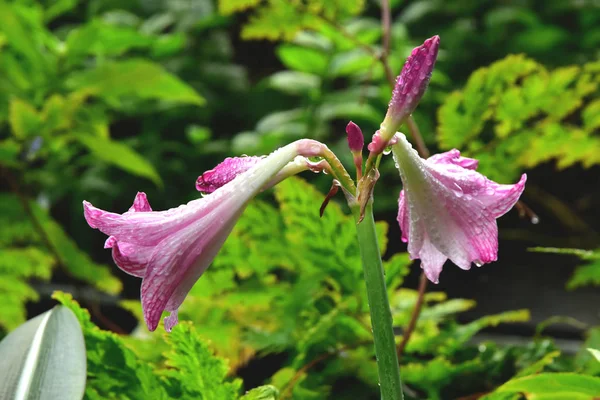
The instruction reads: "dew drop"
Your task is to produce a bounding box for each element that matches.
[531,215,540,224]
[453,183,464,198]
[383,146,392,155]
[474,260,484,267]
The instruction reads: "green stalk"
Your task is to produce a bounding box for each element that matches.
[353,203,403,400]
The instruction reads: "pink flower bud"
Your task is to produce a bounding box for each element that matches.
[370,36,439,155]
[345,121,364,152]
[386,36,439,128]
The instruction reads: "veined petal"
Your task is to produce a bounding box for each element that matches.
[418,236,447,284]
[427,149,478,170]
[196,156,263,193]
[83,140,313,331]
[141,205,242,331]
[392,133,526,283]
[128,192,152,212]
[105,237,152,278]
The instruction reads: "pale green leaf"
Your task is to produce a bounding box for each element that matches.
[9,98,42,139]
[268,71,321,95]
[491,373,600,399]
[67,59,205,106]
[76,134,162,186]
[0,306,86,400]
[66,20,153,60]
[277,45,329,75]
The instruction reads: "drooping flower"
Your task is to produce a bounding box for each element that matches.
[392,133,526,283]
[83,140,322,332]
[368,36,440,154]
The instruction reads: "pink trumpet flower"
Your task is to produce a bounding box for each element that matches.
[83,140,322,332]
[392,133,526,283]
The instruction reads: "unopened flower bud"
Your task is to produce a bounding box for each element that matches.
[370,36,440,154]
[346,121,364,152]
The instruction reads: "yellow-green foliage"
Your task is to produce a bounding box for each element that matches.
[218,0,365,41]
[52,292,252,400]
[438,55,600,182]
[0,194,120,331]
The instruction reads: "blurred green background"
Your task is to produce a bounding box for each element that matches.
[1,0,600,399]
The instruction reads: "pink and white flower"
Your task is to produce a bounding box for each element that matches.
[392,133,526,283]
[83,140,319,332]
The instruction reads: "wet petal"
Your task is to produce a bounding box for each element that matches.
[392,136,526,283]
[83,140,309,331]
[105,237,152,277]
[196,156,263,193]
[418,237,447,284]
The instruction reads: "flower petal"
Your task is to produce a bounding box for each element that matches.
[83,139,320,331]
[105,237,152,277]
[196,156,263,193]
[140,206,242,331]
[397,191,409,243]
[83,198,214,247]
[392,134,526,283]
[427,149,478,170]
[128,192,152,212]
[418,236,447,284]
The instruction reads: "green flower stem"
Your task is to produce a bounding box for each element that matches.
[319,145,356,194]
[353,203,403,400]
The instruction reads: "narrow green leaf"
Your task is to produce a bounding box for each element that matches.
[44,0,79,23]
[268,71,321,95]
[329,49,373,77]
[493,373,600,399]
[277,45,329,75]
[66,59,205,106]
[77,134,162,186]
[66,20,153,60]
[0,1,46,72]
[0,306,86,400]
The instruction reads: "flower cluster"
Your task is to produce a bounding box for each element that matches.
[83,36,526,332]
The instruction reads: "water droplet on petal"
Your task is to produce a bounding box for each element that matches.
[474,260,484,267]
[453,183,464,198]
